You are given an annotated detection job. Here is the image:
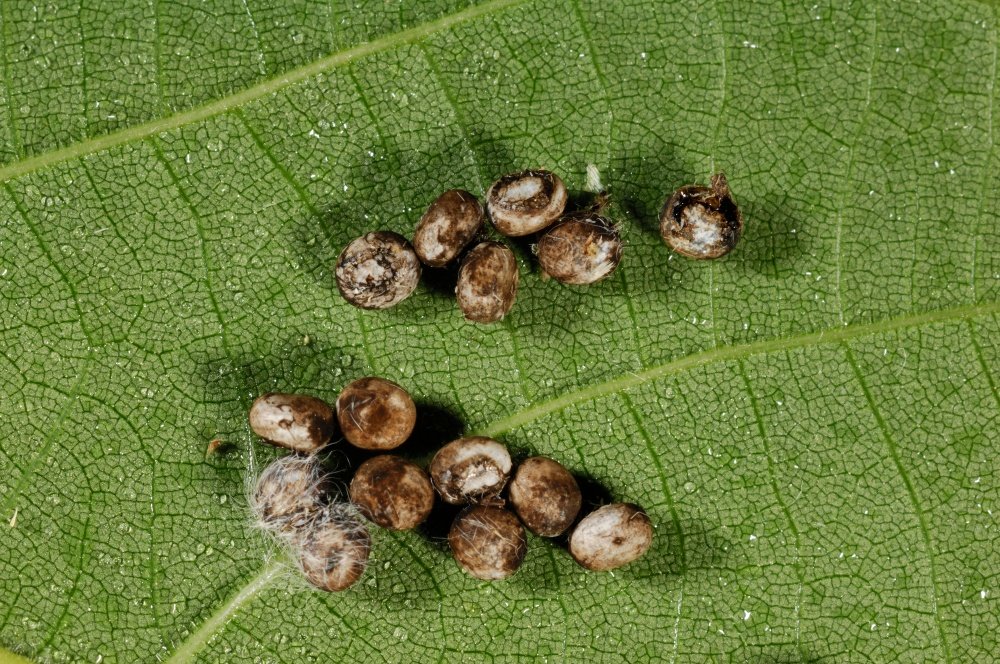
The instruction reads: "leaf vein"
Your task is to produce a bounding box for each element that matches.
[150,137,259,481]
[0,2,22,158]
[478,301,1000,437]
[151,0,167,112]
[621,392,687,572]
[239,0,268,78]
[568,0,613,165]
[419,43,536,405]
[833,2,879,326]
[162,561,285,664]
[843,344,952,664]
[5,182,97,347]
[235,107,380,373]
[0,351,95,520]
[967,319,1000,413]
[567,0,646,369]
[737,359,806,658]
[973,16,998,302]
[0,0,529,184]
[36,512,92,654]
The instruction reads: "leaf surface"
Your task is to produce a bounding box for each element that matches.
[0,0,998,662]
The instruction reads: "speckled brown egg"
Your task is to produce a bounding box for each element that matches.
[336,377,416,451]
[536,214,623,285]
[486,169,567,237]
[297,504,371,592]
[250,455,327,534]
[448,505,527,580]
[456,241,519,324]
[508,456,582,537]
[413,189,484,267]
[336,231,421,309]
[429,436,512,505]
[349,455,435,530]
[249,393,336,454]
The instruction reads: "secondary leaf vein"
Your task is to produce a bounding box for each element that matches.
[0,0,529,184]
[479,301,1000,437]
[843,344,952,664]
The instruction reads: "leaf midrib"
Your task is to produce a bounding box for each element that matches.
[149,299,998,664]
[480,300,1000,437]
[0,0,529,184]
[162,562,286,664]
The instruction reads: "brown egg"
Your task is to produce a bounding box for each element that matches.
[449,505,527,580]
[413,189,484,267]
[336,377,416,451]
[486,169,567,236]
[250,455,327,535]
[297,504,371,592]
[508,456,582,537]
[456,241,519,324]
[536,214,623,285]
[429,436,512,505]
[349,455,435,530]
[659,172,743,259]
[336,231,421,309]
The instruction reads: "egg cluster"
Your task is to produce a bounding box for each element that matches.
[247,378,652,591]
[333,168,744,323]
[335,169,625,322]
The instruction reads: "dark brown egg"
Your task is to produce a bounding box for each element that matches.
[448,505,527,580]
[349,455,435,530]
[336,377,416,451]
[508,456,582,537]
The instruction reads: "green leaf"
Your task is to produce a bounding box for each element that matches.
[1,0,998,661]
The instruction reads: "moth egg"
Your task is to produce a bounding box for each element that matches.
[455,241,519,324]
[248,392,336,454]
[448,505,527,580]
[659,172,743,259]
[335,231,421,309]
[336,377,416,451]
[250,455,327,535]
[429,436,513,505]
[297,503,372,592]
[486,169,567,236]
[568,503,653,571]
[508,456,582,537]
[413,189,484,267]
[349,455,435,531]
[536,213,623,285]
